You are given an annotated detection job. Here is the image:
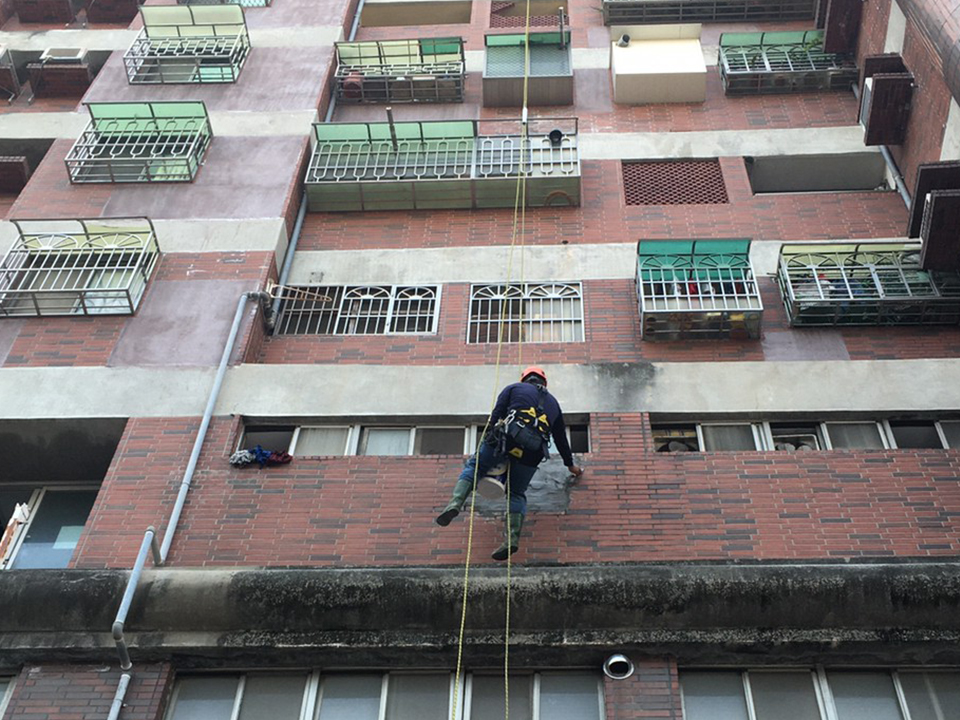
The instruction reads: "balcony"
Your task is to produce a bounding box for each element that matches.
[483,31,573,107]
[65,102,212,184]
[177,0,270,6]
[305,117,580,212]
[0,218,159,318]
[719,30,858,95]
[602,0,817,25]
[334,38,465,103]
[636,239,762,339]
[776,243,960,326]
[123,5,250,85]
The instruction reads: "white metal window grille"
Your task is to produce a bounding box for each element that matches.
[275,285,440,336]
[680,668,960,720]
[468,282,583,344]
[0,219,160,318]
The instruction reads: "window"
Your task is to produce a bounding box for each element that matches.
[1,487,99,570]
[0,676,14,717]
[769,423,823,451]
[680,669,960,720]
[0,219,160,318]
[823,422,886,449]
[275,285,440,336]
[652,425,700,452]
[940,421,960,448]
[700,424,761,451]
[166,672,603,720]
[292,427,351,456]
[468,283,583,344]
[888,421,943,449]
[241,426,296,453]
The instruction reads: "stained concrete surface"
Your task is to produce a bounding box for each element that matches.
[0,417,125,482]
[0,319,23,366]
[761,330,851,361]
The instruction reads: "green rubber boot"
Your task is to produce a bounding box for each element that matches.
[491,513,524,561]
[436,479,473,526]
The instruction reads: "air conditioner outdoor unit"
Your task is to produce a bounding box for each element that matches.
[40,48,88,64]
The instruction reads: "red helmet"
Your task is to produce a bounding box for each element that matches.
[520,366,547,385]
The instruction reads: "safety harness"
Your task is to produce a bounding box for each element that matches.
[496,385,551,464]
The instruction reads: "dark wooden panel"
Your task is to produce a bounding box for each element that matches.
[863,73,914,146]
[908,161,960,237]
[859,53,908,119]
[920,190,960,271]
[822,0,862,53]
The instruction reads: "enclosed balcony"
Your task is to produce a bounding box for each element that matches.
[305,117,580,212]
[334,38,465,103]
[776,243,960,327]
[602,0,816,25]
[483,31,573,107]
[719,30,858,95]
[0,218,159,318]
[64,102,212,184]
[177,0,269,6]
[636,239,762,340]
[123,5,250,84]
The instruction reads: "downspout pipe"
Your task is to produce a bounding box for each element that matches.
[106,673,131,720]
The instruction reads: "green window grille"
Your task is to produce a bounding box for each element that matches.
[124,5,250,85]
[719,30,858,95]
[0,218,160,317]
[602,0,817,25]
[176,0,270,7]
[636,239,763,339]
[305,117,580,212]
[65,101,212,183]
[335,37,465,103]
[776,242,960,326]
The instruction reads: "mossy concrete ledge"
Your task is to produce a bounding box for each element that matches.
[1,562,960,668]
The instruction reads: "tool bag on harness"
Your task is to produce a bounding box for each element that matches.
[498,386,551,465]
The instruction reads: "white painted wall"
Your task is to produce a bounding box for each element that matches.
[883,1,907,54]
[940,98,960,161]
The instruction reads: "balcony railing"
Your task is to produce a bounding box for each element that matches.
[636,239,763,339]
[776,242,960,326]
[305,117,580,212]
[0,218,160,317]
[483,31,573,106]
[65,101,212,183]
[334,38,465,103]
[719,30,858,95]
[123,5,250,84]
[602,0,816,25]
[177,0,269,7]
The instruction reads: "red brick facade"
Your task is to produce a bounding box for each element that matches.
[604,659,682,720]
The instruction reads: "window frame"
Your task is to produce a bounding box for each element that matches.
[467,282,584,345]
[696,423,766,452]
[289,426,355,457]
[0,675,15,718]
[821,421,890,450]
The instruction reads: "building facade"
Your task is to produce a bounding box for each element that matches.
[1,0,959,718]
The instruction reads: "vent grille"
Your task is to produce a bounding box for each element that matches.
[622,160,728,206]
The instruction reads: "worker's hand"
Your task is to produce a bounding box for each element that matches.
[567,464,584,480]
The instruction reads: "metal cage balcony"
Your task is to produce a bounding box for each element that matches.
[334,38,465,104]
[177,0,269,7]
[636,239,763,340]
[602,0,817,25]
[776,243,960,327]
[123,5,250,85]
[305,117,580,212]
[719,30,858,95]
[65,101,212,183]
[483,31,573,107]
[0,218,159,318]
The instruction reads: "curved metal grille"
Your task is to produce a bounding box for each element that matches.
[468,282,583,343]
[275,285,440,335]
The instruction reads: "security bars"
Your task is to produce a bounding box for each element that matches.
[0,46,20,100]
[177,0,270,6]
[334,38,465,103]
[719,30,858,95]
[124,5,250,84]
[468,282,584,343]
[0,218,159,317]
[776,242,960,326]
[636,239,762,339]
[305,117,580,211]
[275,285,440,335]
[65,102,212,183]
[483,32,573,106]
[602,0,817,25]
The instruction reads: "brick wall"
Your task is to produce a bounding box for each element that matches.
[71,412,960,569]
[604,658,681,720]
[26,63,93,98]
[2,664,171,720]
[84,0,138,23]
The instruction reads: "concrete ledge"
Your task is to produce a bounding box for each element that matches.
[1,563,959,668]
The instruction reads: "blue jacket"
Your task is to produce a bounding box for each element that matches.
[489,381,575,467]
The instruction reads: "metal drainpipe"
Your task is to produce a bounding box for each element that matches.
[106,673,131,720]
[850,83,912,209]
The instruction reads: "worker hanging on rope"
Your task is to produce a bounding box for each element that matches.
[436,366,584,560]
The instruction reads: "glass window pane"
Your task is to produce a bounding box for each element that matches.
[385,674,448,720]
[469,675,532,720]
[749,671,821,720]
[890,422,943,449]
[826,423,885,449]
[243,427,295,452]
[680,672,748,720]
[11,489,98,569]
[539,673,600,720]
[940,421,960,449]
[900,672,960,720]
[317,675,382,720]
[701,425,757,451]
[362,428,411,456]
[0,677,11,703]
[168,676,238,720]
[237,674,307,720]
[415,428,465,455]
[828,672,903,720]
[296,428,350,456]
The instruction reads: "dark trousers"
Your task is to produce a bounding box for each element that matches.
[458,440,539,515]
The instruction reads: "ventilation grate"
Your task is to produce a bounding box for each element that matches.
[622,160,729,205]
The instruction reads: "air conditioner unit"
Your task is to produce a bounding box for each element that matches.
[773,432,821,451]
[40,47,88,64]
